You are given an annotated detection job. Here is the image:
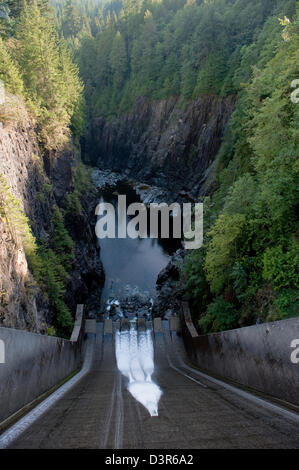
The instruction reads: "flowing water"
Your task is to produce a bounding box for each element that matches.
[95,176,179,416]
[97,180,181,307]
[115,323,162,416]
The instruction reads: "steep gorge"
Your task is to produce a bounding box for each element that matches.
[0,117,104,333]
[83,95,235,199]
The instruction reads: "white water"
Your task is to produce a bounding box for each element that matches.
[115,324,162,416]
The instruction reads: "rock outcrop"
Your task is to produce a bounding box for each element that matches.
[0,120,104,332]
[83,95,235,199]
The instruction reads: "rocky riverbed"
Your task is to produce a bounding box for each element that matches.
[92,169,185,320]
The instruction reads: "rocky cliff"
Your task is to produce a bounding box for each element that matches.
[83,95,235,199]
[0,118,104,333]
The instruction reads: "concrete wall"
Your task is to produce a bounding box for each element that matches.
[181,302,299,406]
[0,305,85,423]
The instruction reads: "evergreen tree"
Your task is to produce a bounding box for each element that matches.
[110,30,127,88]
[62,0,82,37]
[0,37,24,94]
[14,0,84,148]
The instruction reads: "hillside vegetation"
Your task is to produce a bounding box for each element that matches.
[1,0,298,333]
[0,0,88,337]
[72,0,297,119]
[71,0,299,330]
[0,0,84,149]
[185,10,299,330]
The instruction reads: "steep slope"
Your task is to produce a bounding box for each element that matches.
[0,116,104,333]
[83,95,235,198]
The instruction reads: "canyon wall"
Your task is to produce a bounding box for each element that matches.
[83,95,235,199]
[0,119,104,333]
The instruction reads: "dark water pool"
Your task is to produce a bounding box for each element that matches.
[97,181,181,305]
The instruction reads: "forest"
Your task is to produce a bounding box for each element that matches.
[0,0,298,333]
[0,0,87,337]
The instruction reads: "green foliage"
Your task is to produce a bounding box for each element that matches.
[0,0,85,148]
[263,241,299,291]
[61,0,83,37]
[14,1,85,148]
[205,213,247,295]
[0,174,74,338]
[0,174,38,261]
[43,183,53,193]
[185,6,299,332]
[230,262,247,299]
[47,325,57,336]
[74,0,296,118]
[0,0,24,36]
[272,288,298,320]
[110,31,127,88]
[0,38,24,95]
[184,248,210,313]
[198,297,239,334]
[36,243,73,338]
[65,162,92,214]
[52,205,75,270]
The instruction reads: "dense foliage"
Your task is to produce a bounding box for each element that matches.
[71,0,298,331]
[1,0,298,334]
[0,175,74,337]
[185,9,299,331]
[73,0,297,119]
[0,1,88,337]
[0,0,84,149]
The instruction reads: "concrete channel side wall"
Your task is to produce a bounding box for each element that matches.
[181,302,299,406]
[0,305,85,423]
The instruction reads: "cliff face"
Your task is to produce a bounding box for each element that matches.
[44,150,105,319]
[0,120,104,333]
[83,95,235,198]
[0,123,52,332]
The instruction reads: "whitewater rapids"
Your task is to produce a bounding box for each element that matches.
[115,323,162,416]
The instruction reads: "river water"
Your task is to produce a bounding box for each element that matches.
[115,322,162,416]
[93,174,177,416]
[96,179,181,311]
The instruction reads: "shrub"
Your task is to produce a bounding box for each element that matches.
[263,241,299,290]
[198,297,239,333]
[65,162,92,215]
[0,175,74,338]
[52,205,74,271]
[204,213,247,294]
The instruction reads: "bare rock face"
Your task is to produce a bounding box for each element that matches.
[82,95,235,199]
[43,149,105,317]
[81,95,235,319]
[0,122,104,332]
[0,124,54,239]
[153,249,185,319]
[0,124,52,332]
[0,221,50,332]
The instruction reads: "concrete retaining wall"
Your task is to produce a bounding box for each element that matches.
[181,302,299,406]
[0,305,85,423]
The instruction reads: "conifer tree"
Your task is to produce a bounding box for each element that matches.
[110,31,127,88]
[0,37,24,94]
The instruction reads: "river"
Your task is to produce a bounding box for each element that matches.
[94,176,181,317]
